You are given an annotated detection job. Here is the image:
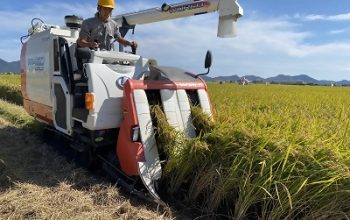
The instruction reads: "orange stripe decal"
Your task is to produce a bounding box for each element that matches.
[23,99,53,125]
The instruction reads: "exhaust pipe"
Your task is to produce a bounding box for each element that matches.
[217,0,243,38]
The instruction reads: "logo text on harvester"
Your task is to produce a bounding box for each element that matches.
[169,1,210,13]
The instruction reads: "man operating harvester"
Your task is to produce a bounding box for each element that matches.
[78,0,137,51]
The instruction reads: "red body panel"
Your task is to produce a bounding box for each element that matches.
[126,79,208,91]
[116,81,143,176]
[116,79,209,176]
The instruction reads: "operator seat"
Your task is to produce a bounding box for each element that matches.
[74,44,91,82]
[72,45,91,122]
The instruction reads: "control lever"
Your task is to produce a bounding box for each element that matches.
[131,43,137,54]
[91,39,99,51]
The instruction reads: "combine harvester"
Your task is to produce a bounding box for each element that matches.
[20,0,243,203]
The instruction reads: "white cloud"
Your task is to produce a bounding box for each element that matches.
[131,14,350,80]
[0,2,97,61]
[302,13,350,21]
[328,28,348,35]
[0,3,96,33]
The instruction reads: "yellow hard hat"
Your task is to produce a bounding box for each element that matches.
[98,0,115,9]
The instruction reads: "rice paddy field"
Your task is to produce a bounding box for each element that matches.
[158,83,350,219]
[0,74,22,105]
[1,74,350,219]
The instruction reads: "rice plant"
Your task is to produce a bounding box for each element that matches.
[155,84,350,219]
[0,99,42,131]
[0,74,22,105]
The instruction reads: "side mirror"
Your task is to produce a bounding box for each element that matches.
[196,50,213,78]
[204,50,212,69]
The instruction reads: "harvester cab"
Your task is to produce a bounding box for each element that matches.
[20,0,243,203]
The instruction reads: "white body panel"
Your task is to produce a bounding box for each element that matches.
[134,90,162,179]
[160,89,195,138]
[82,63,135,130]
[90,50,140,64]
[81,51,154,130]
[24,27,79,107]
[198,89,212,117]
[177,89,196,137]
[25,30,53,106]
[133,90,162,201]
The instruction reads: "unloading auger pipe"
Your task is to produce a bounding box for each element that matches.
[113,0,243,38]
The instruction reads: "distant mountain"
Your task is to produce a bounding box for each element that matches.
[203,75,240,82]
[203,75,241,82]
[335,80,350,86]
[318,80,334,85]
[0,59,20,73]
[243,75,265,82]
[265,74,319,84]
[204,74,350,86]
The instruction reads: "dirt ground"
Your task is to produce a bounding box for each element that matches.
[0,117,175,219]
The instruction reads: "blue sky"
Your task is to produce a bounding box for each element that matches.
[2,0,350,80]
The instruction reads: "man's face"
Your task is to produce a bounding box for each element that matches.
[99,6,113,22]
